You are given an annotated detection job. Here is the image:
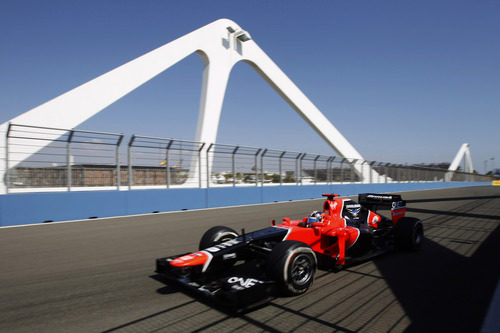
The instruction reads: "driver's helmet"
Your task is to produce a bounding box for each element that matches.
[307,211,323,223]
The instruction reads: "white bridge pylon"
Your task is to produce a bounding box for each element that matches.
[445,143,474,181]
[0,18,379,193]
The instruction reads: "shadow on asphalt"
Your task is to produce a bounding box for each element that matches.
[376,193,500,332]
[374,224,500,332]
[101,299,198,333]
[406,207,500,220]
[103,194,500,332]
[406,195,500,203]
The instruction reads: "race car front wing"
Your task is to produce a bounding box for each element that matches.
[155,255,277,313]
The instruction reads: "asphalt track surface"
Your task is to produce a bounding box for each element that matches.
[1,186,499,333]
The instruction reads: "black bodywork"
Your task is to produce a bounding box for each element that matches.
[154,193,418,313]
[155,227,288,312]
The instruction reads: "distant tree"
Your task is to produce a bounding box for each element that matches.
[284,173,295,183]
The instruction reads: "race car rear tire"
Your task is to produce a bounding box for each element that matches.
[395,217,424,250]
[199,226,239,250]
[267,240,316,296]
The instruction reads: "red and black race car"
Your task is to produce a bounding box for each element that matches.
[155,193,423,311]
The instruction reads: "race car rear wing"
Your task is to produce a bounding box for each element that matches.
[358,193,404,207]
[358,193,407,223]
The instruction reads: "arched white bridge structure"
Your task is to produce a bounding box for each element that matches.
[0,18,380,193]
[449,143,474,173]
[445,143,474,181]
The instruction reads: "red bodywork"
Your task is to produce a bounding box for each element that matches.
[274,194,405,265]
[171,193,406,269]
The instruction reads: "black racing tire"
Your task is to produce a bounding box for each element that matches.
[199,226,239,250]
[395,217,424,250]
[267,240,317,296]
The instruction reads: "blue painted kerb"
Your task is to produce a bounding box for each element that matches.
[0,182,489,227]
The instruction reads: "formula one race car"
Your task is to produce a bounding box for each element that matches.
[155,193,423,311]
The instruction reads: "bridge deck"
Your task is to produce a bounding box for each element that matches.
[0,186,499,332]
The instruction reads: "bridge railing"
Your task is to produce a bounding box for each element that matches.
[4,124,492,192]
[261,149,303,185]
[127,135,205,189]
[206,143,261,187]
[5,124,123,192]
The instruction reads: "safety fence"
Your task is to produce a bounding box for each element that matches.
[4,124,492,192]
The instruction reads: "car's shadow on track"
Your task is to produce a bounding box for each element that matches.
[150,272,277,316]
[373,226,499,332]
[373,195,500,332]
[406,194,500,203]
[155,283,179,295]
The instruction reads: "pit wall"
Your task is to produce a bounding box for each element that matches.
[0,182,489,227]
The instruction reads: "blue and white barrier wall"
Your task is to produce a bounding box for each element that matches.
[0,182,489,227]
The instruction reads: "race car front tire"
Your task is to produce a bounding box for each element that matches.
[267,240,317,296]
[199,226,239,250]
[395,217,424,251]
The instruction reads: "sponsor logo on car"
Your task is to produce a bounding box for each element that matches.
[204,239,241,253]
[367,194,393,200]
[391,201,406,209]
[226,276,264,290]
[345,204,361,209]
[223,253,237,260]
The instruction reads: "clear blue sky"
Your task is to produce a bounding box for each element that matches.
[1,0,499,172]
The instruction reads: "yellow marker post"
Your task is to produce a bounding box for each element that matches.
[493,180,500,186]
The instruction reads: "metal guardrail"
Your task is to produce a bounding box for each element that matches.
[206,143,261,187]
[127,135,205,189]
[4,124,493,192]
[5,124,123,192]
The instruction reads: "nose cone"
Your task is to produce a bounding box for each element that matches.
[170,251,209,267]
